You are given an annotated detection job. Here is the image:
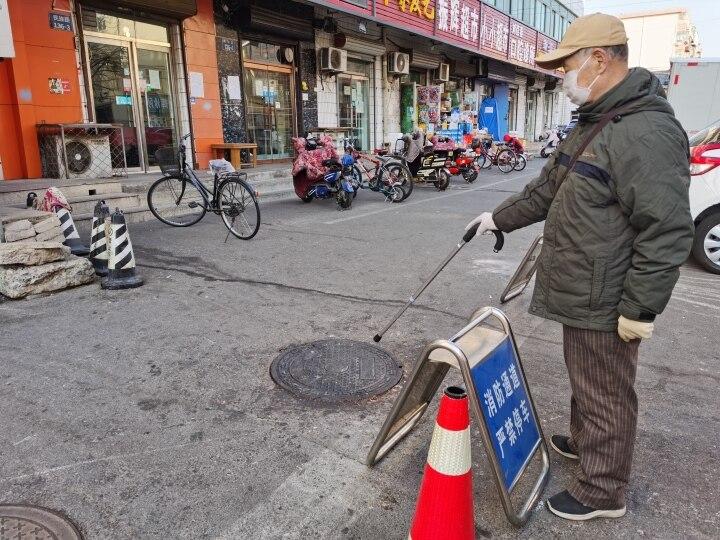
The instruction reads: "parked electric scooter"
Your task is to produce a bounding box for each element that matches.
[291,136,354,209]
[447,147,481,183]
[395,132,452,191]
[538,127,563,158]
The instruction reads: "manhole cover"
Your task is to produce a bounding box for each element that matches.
[0,505,82,540]
[270,339,402,403]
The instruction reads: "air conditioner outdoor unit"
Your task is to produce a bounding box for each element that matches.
[388,52,410,75]
[319,47,347,73]
[47,135,113,179]
[433,62,450,82]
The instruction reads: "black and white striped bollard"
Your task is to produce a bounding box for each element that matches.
[54,206,89,256]
[89,200,110,276]
[100,208,143,290]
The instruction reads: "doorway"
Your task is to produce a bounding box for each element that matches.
[338,58,373,151]
[525,90,539,141]
[82,9,178,171]
[241,40,296,161]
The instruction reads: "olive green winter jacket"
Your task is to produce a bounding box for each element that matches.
[493,68,694,331]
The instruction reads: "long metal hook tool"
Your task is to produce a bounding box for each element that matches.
[373,225,505,342]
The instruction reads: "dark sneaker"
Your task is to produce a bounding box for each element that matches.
[547,490,626,521]
[550,435,579,460]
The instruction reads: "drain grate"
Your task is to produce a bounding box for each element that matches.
[0,505,82,540]
[270,339,402,403]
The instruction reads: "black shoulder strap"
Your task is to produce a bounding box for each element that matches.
[563,102,639,177]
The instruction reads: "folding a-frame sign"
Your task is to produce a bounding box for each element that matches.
[367,307,549,526]
[500,235,543,304]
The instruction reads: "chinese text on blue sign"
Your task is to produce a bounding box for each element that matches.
[470,337,540,490]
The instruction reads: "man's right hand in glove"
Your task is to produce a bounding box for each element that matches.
[465,212,498,239]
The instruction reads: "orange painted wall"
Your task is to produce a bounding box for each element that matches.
[182,0,222,169]
[1,0,83,179]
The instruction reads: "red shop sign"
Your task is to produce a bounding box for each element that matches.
[435,0,481,51]
[508,20,536,67]
[376,0,437,37]
[479,4,509,60]
[536,33,560,72]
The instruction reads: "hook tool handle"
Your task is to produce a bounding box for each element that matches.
[463,225,505,252]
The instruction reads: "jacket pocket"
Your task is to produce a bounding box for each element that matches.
[590,258,607,309]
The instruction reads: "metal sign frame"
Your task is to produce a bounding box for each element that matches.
[367,307,549,526]
[500,234,543,304]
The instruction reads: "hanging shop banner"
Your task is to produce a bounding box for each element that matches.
[479,3,509,61]
[435,0,480,51]
[0,0,14,58]
[508,20,537,68]
[376,0,436,38]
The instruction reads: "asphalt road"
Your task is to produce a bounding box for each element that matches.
[1,160,718,539]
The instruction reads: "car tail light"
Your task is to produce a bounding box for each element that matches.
[690,143,720,176]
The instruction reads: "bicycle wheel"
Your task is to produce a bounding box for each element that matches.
[218,178,260,239]
[477,154,491,169]
[384,162,414,200]
[514,154,527,171]
[147,175,207,227]
[497,149,517,173]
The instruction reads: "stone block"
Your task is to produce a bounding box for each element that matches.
[0,257,95,299]
[35,226,63,242]
[4,227,36,242]
[0,241,70,266]
[33,215,62,234]
[5,219,34,233]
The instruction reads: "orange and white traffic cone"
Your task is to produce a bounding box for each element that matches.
[409,386,474,540]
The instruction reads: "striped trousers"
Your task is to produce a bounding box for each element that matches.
[563,325,641,510]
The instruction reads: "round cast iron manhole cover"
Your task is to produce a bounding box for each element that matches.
[270,339,403,403]
[0,505,82,540]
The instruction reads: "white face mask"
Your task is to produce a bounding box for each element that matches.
[563,55,600,106]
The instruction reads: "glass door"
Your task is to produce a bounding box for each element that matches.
[338,75,370,151]
[525,90,538,141]
[82,10,178,171]
[243,63,294,160]
[137,47,176,167]
[86,39,141,168]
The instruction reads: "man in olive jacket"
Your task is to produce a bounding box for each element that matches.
[466,13,694,520]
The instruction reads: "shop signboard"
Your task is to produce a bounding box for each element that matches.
[435,0,481,52]
[376,0,436,39]
[536,33,561,75]
[479,3,509,61]
[508,20,536,68]
[0,0,14,58]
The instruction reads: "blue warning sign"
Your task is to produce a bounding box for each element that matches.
[469,337,541,491]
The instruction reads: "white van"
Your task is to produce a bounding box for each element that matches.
[689,119,720,273]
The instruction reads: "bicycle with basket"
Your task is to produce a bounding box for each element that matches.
[147,134,260,240]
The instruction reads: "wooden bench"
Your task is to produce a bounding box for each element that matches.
[210,143,258,169]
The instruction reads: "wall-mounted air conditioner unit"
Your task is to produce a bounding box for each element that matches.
[319,47,347,73]
[45,135,112,179]
[388,52,410,75]
[433,62,450,82]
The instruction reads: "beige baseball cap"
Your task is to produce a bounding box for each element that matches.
[535,13,628,70]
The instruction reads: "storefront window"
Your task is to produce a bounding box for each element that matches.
[242,41,284,65]
[82,7,175,170]
[82,9,168,43]
[408,70,427,85]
